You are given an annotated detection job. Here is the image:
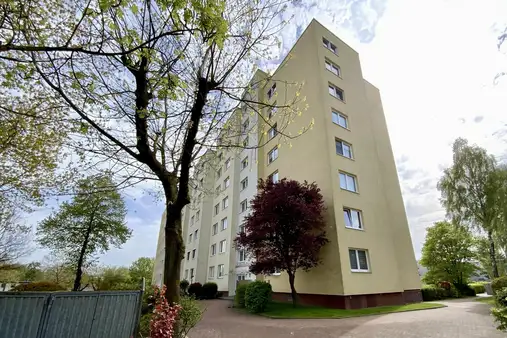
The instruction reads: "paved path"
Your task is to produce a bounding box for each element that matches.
[189,298,504,338]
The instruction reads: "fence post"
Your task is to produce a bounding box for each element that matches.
[35,293,53,338]
[132,278,146,338]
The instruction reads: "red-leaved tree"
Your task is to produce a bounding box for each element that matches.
[235,179,328,306]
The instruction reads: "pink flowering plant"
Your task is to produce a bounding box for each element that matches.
[150,285,182,338]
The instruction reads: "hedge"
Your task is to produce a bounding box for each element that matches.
[492,277,507,294]
[469,282,487,294]
[11,281,65,292]
[188,282,202,299]
[234,284,248,308]
[421,285,447,301]
[202,282,218,299]
[245,281,272,313]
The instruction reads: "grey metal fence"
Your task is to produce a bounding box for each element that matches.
[0,291,143,338]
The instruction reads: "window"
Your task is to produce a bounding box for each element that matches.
[215,185,220,195]
[344,208,363,229]
[185,269,188,280]
[237,274,246,281]
[241,177,248,191]
[188,234,192,243]
[329,84,344,101]
[186,252,190,260]
[339,172,358,192]
[268,146,278,164]
[212,223,218,235]
[240,199,248,213]
[241,157,248,170]
[322,37,337,53]
[218,153,223,161]
[268,101,277,119]
[239,250,247,262]
[239,223,245,234]
[336,139,353,159]
[194,229,198,240]
[224,177,230,189]
[192,249,196,259]
[242,119,249,133]
[218,264,224,278]
[221,217,228,231]
[216,168,222,178]
[199,178,203,187]
[225,158,231,169]
[332,110,348,129]
[242,136,249,147]
[211,244,217,256]
[268,171,279,183]
[191,216,194,226]
[222,196,229,209]
[267,83,276,99]
[349,249,369,272]
[325,59,341,77]
[196,211,200,221]
[219,239,227,253]
[214,203,220,215]
[190,268,194,279]
[209,266,215,278]
[268,123,278,140]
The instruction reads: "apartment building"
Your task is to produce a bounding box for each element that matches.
[153,19,421,308]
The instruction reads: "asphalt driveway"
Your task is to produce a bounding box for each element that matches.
[189,298,504,338]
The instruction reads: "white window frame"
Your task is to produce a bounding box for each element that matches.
[222,196,229,210]
[242,136,249,147]
[192,249,196,259]
[336,139,353,159]
[269,171,279,183]
[196,210,200,221]
[349,249,370,272]
[241,157,248,170]
[221,217,228,231]
[240,199,248,213]
[268,123,278,140]
[215,185,220,195]
[184,269,188,280]
[239,223,245,234]
[322,37,337,54]
[190,216,194,226]
[268,101,277,119]
[194,229,199,240]
[209,266,215,278]
[344,208,363,230]
[212,223,218,235]
[219,239,227,253]
[190,268,194,279]
[241,177,248,191]
[268,146,278,164]
[188,234,192,243]
[225,158,231,169]
[186,251,190,261]
[339,172,358,192]
[332,110,348,129]
[242,119,249,133]
[211,244,217,256]
[329,83,344,101]
[218,264,225,278]
[239,250,247,262]
[216,168,222,178]
[325,59,341,77]
[224,177,230,189]
[214,203,220,215]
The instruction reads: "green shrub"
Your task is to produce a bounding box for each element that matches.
[11,281,65,292]
[421,285,447,301]
[492,287,507,332]
[492,276,507,294]
[245,281,272,313]
[453,283,476,297]
[202,282,218,299]
[469,282,486,294]
[174,296,203,338]
[137,313,151,337]
[188,282,202,299]
[180,280,190,295]
[234,284,248,308]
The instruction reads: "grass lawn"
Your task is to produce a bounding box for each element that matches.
[260,301,446,319]
[476,296,496,306]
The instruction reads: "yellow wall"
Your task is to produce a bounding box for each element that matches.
[260,20,420,296]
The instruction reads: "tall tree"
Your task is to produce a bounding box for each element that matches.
[129,257,154,286]
[420,221,476,285]
[0,0,306,302]
[0,203,31,269]
[37,174,131,291]
[475,236,507,278]
[235,179,328,307]
[438,138,504,278]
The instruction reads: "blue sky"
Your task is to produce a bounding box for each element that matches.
[24,0,507,266]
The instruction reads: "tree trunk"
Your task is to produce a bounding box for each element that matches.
[73,222,93,291]
[288,272,298,307]
[488,230,500,278]
[162,206,184,304]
